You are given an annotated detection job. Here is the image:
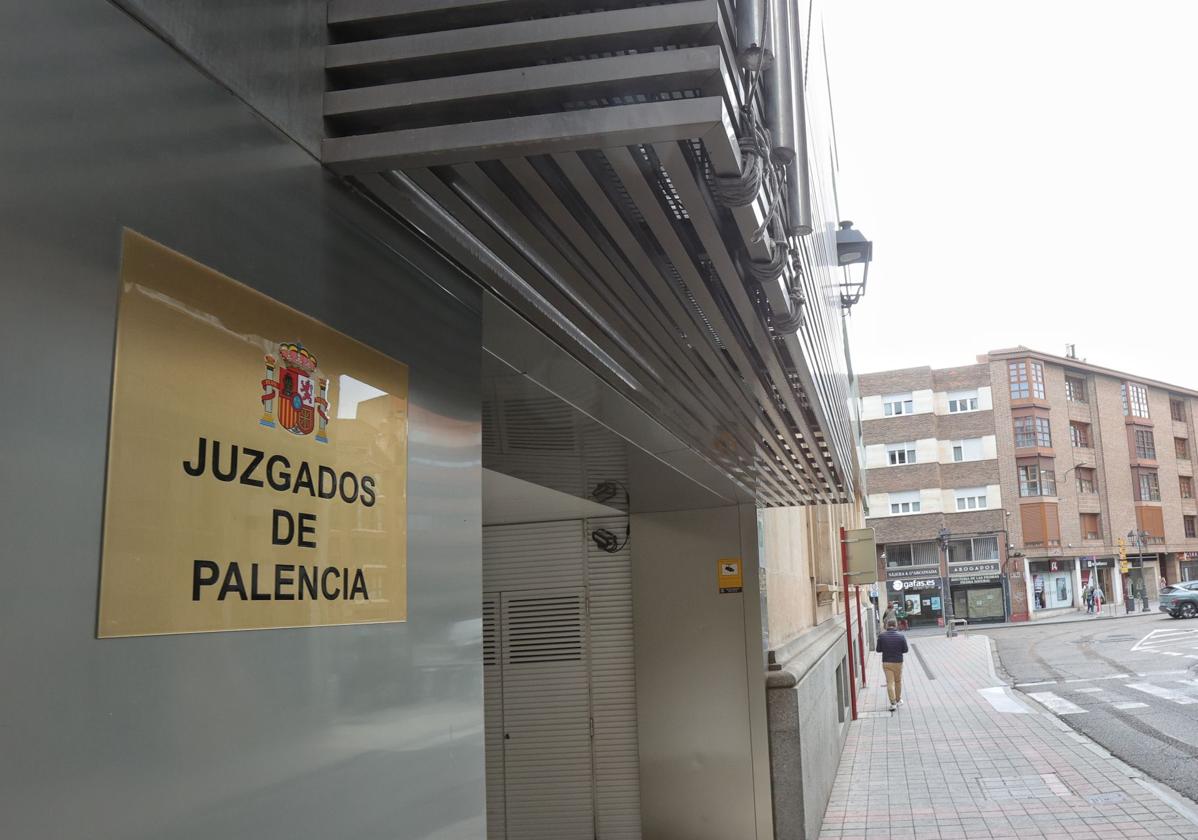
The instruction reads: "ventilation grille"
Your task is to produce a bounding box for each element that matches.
[504,593,584,664]
[500,395,578,453]
[483,597,499,667]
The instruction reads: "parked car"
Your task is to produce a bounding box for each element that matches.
[1159,581,1198,618]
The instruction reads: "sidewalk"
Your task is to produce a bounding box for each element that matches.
[818,633,1198,839]
[902,602,1163,637]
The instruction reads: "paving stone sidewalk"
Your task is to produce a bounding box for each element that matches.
[818,634,1198,839]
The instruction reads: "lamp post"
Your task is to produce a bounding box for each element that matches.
[939,527,956,637]
[1127,529,1151,613]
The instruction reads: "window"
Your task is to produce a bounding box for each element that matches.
[883,394,914,416]
[887,442,917,465]
[947,390,979,413]
[1080,513,1101,541]
[1122,382,1149,418]
[1009,360,1045,400]
[1172,398,1187,423]
[885,541,938,567]
[1177,438,1190,460]
[1018,459,1057,497]
[1182,476,1194,499]
[954,487,988,511]
[1137,470,1161,502]
[951,438,984,462]
[1076,467,1097,495]
[1134,428,1156,460]
[1015,415,1052,448]
[1070,422,1091,448]
[946,536,999,563]
[1065,376,1088,403]
[1186,516,1197,539]
[972,536,999,560]
[889,490,921,515]
[884,543,913,567]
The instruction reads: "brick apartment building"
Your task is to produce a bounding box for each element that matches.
[858,364,1013,625]
[861,346,1198,623]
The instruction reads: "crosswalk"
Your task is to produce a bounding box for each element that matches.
[1130,627,1198,654]
[1027,676,1198,715]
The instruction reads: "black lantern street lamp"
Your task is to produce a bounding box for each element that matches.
[938,527,956,637]
[837,221,874,310]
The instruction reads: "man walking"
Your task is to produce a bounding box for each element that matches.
[876,619,909,712]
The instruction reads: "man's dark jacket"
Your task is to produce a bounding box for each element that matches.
[875,630,908,663]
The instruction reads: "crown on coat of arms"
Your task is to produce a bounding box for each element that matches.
[278,343,318,373]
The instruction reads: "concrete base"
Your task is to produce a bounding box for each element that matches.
[765,621,855,840]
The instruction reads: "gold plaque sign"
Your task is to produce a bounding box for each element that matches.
[98,230,409,637]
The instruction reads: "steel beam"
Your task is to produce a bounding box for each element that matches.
[325,47,727,127]
[323,97,731,174]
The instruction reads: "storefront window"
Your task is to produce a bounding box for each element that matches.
[1031,565,1074,610]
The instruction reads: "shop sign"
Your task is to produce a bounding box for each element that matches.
[949,561,1000,580]
[902,578,940,590]
[98,231,410,637]
[885,565,941,580]
[1084,557,1111,568]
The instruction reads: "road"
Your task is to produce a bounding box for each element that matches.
[988,613,1198,802]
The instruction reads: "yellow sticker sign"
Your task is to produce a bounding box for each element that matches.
[97,230,409,637]
[718,558,743,594]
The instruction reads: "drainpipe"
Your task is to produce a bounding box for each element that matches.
[763,0,795,164]
[734,0,767,68]
[781,0,813,236]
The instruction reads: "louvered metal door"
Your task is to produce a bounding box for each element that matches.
[483,595,507,840]
[501,587,595,840]
[483,519,640,839]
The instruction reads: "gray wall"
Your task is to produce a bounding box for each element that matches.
[631,506,773,840]
[0,2,483,838]
[766,622,856,840]
[115,0,328,154]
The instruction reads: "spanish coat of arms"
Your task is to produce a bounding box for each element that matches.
[259,342,330,442]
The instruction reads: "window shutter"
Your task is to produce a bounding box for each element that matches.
[1044,503,1061,544]
[1021,504,1046,545]
[1136,505,1165,540]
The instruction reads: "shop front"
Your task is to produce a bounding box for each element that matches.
[1029,558,1076,614]
[884,570,944,627]
[1121,554,1160,609]
[949,561,1005,623]
[947,536,1006,623]
[1080,557,1116,609]
[1182,552,1198,583]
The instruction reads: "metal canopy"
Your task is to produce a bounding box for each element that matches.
[323,0,857,506]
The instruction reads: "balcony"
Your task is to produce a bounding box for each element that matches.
[321,0,858,504]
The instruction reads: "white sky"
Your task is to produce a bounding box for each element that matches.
[826,0,1198,387]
